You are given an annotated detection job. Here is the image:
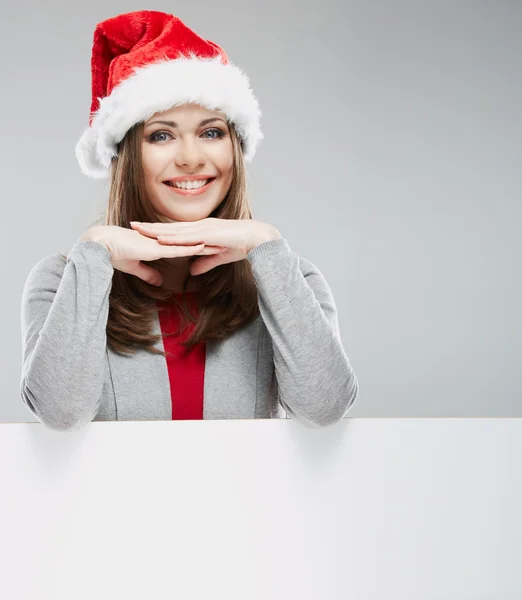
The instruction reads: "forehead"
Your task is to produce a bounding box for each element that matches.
[146,103,227,123]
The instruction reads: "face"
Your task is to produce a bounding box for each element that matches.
[142,103,234,223]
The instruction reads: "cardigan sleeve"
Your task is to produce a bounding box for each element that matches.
[20,240,114,432]
[246,237,359,428]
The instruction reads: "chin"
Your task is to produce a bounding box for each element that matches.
[162,208,215,222]
[159,200,224,222]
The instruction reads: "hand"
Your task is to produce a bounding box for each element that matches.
[79,225,223,286]
[129,218,281,275]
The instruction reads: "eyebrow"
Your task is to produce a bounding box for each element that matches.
[145,117,227,128]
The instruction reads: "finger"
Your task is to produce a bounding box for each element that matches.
[132,222,199,233]
[149,233,217,250]
[132,263,163,286]
[134,227,158,240]
[157,234,208,245]
[190,253,226,276]
[161,243,206,258]
[131,222,166,232]
[130,222,173,236]
[196,245,224,255]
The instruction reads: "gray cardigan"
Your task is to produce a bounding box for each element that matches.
[20,237,359,431]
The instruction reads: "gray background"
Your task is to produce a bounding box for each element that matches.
[2,0,520,422]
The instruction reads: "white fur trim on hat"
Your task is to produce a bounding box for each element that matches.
[75,54,263,178]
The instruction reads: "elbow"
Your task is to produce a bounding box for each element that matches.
[280,374,359,429]
[20,382,96,433]
[343,373,359,415]
[306,373,360,428]
[323,373,359,426]
[39,410,94,433]
[41,412,92,433]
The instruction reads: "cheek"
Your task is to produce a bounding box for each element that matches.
[212,140,234,178]
[141,150,155,182]
[141,145,166,177]
[219,154,234,183]
[221,160,233,178]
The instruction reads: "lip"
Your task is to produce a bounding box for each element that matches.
[163,177,216,196]
[164,175,217,183]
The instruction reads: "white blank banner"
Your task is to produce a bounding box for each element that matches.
[1,417,521,599]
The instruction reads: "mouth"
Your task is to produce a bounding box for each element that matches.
[163,177,216,196]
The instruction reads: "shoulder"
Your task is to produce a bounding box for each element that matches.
[297,255,335,299]
[28,251,67,278]
[297,255,321,276]
[248,237,335,301]
[250,238,328,278]
[23,252,68,296]
[23,240,112,295]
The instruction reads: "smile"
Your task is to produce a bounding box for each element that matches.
[163,178,216,196]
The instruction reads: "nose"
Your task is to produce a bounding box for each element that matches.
[174,136,205,169]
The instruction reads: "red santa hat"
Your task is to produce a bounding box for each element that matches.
[75,10,263,178]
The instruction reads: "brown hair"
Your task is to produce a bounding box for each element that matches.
[79,120,260,357]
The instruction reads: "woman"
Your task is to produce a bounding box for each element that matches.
[20,10,359,431]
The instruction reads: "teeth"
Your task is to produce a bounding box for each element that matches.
[170,179,209,189]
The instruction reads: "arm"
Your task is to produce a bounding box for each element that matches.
[20,240,114,432]
[246,238,359,428]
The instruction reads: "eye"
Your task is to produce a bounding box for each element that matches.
[148,130,173,143]
[202,128,226,140]
[146,128,226,143]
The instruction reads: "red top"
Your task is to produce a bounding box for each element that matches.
[156,292,206,420]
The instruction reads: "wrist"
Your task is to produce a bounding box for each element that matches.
[79,226,110,249]
[248,226,282,253]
